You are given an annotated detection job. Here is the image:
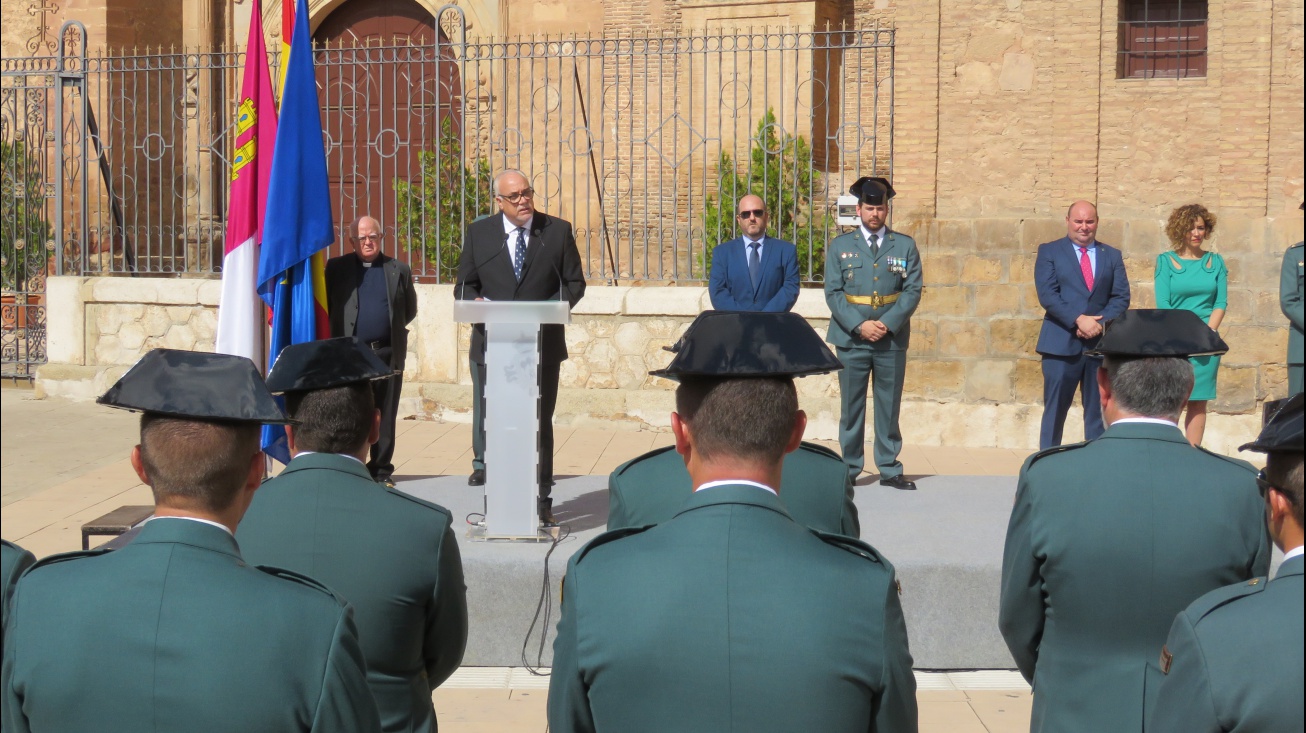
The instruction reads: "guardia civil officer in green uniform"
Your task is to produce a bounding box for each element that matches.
[1,539,34,656]
[1,349,381,733]
[548,311,917,733]
[825,176,923,490]
[1147,393,1304,732]
[607,312,859,537]
[238,337,469,733]
[1281,203,1304,395]
[999,310,1272,733]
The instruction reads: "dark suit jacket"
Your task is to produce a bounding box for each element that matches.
[549,485,916,733]
[3,518,380,733]
[606,442,859,537]
[325,252,418,370]
[707,236,799,312]
[1034,237,1131,356]
[999,422,1270,733]
[238,453,468,733]
[454,212,586,364]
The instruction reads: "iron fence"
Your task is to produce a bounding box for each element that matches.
[1,15,893,374]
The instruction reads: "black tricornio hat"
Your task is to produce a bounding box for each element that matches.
[1240,393,1303,453]
[97,348,291,424]
[1086,309,1228,358]
[265,337,393,394]
[849,176,895,206]
[650,311,842,382]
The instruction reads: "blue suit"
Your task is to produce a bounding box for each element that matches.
[708,237,799,312]
[1034,237,1130,448]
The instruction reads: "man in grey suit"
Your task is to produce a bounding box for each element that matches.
[325,215,418,487]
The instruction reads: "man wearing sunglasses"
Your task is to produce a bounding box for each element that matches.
[1148,393,1303,732]
[455,169,587,525]
[707,195,799,312]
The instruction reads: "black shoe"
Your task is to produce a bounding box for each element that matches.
[538,498,557,527]
[879,475,917,491]
[378,476,396,489]
[468,469,486,487]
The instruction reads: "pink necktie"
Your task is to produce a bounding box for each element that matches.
[1078,246,1094,291]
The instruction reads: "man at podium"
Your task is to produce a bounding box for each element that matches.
[455,169,587,524]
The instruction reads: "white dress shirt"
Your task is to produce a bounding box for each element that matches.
[145,515,234,537]
[694,479,777,496]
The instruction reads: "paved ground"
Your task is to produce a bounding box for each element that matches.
[1,384,1031,732]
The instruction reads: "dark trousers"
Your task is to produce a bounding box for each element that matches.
[1039,353,1105,450]
[368,370,402,480]
[836,346,907,481]
[471,356,560,499]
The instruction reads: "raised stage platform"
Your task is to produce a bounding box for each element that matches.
[399,473,1020,670]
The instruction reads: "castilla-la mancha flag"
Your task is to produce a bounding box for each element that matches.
[214,0,276,365]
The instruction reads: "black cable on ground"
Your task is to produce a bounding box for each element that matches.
[521,523,572,676]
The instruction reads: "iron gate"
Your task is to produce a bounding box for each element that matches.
[0,13,894,377]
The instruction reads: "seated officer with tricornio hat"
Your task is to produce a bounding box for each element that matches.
[608,311,859,536]
[3,349,381,733]
[1000,309,1270,733]
[1148,392,1304,733]
[549,310,917,733]
[238,337,468,733]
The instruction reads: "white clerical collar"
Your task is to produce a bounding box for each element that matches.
[1282,546,1304,563]
[146,515,233,537]
[362,261,374,268]
[1111,417,1181,428]
[503,214,532,236]
[694,479,777,496]
[292,450,366,467]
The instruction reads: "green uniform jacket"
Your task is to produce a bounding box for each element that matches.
[548,484,917,733]
[1281,242,1304,367]
[998,422,1271,733]
[237,453,468,733]
[606,442,860,537]
[2,518,381,733]
[1,540,35,659]
[1147,554,1303,733]
[824,228,923,351]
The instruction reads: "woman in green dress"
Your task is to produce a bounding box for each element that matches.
[1154,203,1226,446]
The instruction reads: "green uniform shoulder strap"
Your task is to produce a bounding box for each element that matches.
[811,530,887,565]
[573,526,652,564]
[797,441,842,460]
[26,548,108,571]
[1193,447,1258,474]
[1186,576,1268,623]
[1289,241,1304,250]
[612,446,677,476]
[1024,441,1088,469]
[381,485,454,519]
[256,565,348,605]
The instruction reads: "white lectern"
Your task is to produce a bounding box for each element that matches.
[453,300,571,539]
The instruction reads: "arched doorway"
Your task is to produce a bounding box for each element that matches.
[313,0,462,271]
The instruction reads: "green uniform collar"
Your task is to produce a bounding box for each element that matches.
[675,483,794,521]
[278,451,375,481]
[134,516,241,558]
[1098,420,1189,444]
[1276,553,1304,579]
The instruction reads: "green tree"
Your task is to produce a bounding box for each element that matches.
[393,118,493,281]
[0,138,53,292]
[701,109,831,282]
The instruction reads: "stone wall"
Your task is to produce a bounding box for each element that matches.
[39,265,1294,456]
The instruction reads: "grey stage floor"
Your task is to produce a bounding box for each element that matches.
[399,473,1020,669]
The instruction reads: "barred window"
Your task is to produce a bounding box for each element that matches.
[1117,0,1208,79]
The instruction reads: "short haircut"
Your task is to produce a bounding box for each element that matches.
[138,415,260,512]
[1066,201,1098,218]
[1102,356,1194,421]
[1265,452,1305,526]
[1165,204,1217,252]
[493,169,529,195]
[284,383,375,456]
[674,377,797,464]
[349,216,383,238]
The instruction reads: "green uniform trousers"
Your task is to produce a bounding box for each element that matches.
[837,346,907,480]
